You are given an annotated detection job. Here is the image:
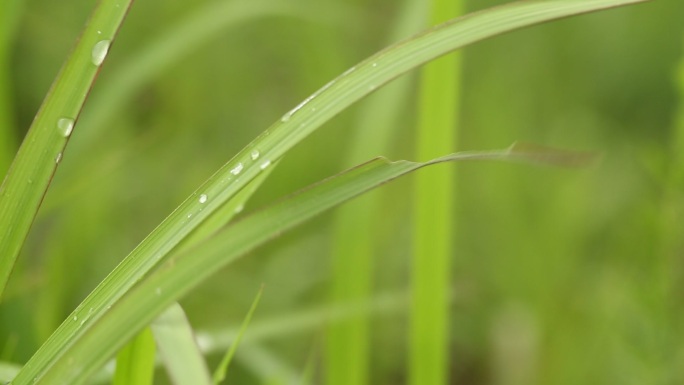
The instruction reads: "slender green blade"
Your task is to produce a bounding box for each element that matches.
[411,0,462,382]
[25,144,590,385]
[213,286,264,384]
[13,1,648,384]
[112,328,155,385]
[326,0,426,384]
[0,0,132,297]
[152,303,212,385]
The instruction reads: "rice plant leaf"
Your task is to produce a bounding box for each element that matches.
[0,0,132,298]
[24,144,590,385]
[151,303,212,385]
[213,285,264,384]
[112,328,155,385]
[13,1,648,384]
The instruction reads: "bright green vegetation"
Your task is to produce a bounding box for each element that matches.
[411,0,462,383]
[2,0,682,384]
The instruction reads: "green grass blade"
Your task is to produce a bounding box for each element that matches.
[0,0,132,298]
[24,144,586,385]
[112,328,155,385]
[213,285,264,384]
[326,0,426,384]
[13,1,647,383]
[410,0,462,382]
[151,303,212,385]
[181,163,277,252]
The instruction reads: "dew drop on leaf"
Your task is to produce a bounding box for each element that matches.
[57,118,74,137]
[230,162,244,175]
[91,40,111,66]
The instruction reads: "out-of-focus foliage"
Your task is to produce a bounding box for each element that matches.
[1,0,682,383]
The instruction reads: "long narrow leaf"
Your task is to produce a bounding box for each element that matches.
[326,0,426,384]
[411,0,462,382]
[213,286,264,384]
[13,1,648,384]
[27,144,591,385]
[0,0,132,297]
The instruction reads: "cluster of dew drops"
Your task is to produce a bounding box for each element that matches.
[196,149,271,207]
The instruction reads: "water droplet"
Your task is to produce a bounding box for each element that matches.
[55,153,63,164]
[234,204,244,214]
[91,40,111,66]
[260,160,271,170]
[97,30,102,35]
[57,118,74,137]
[73,315,78,321]
[371,62,377,68]
[199,194,208,204]
[281,112,292,122]
[79,319,85,326]
[187,213,192,218]
[230,162,244,175]
[251,149,260,160]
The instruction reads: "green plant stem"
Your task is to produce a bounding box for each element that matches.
[213,286,264,384]
[325,1,425,384]
[411,0,462,383]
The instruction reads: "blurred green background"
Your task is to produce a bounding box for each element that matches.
[1,0,683,384]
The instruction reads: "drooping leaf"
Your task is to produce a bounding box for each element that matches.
[26,144,592,384]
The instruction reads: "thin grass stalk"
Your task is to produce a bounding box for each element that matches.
[325,1,425,384]
[411,0,462,383]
